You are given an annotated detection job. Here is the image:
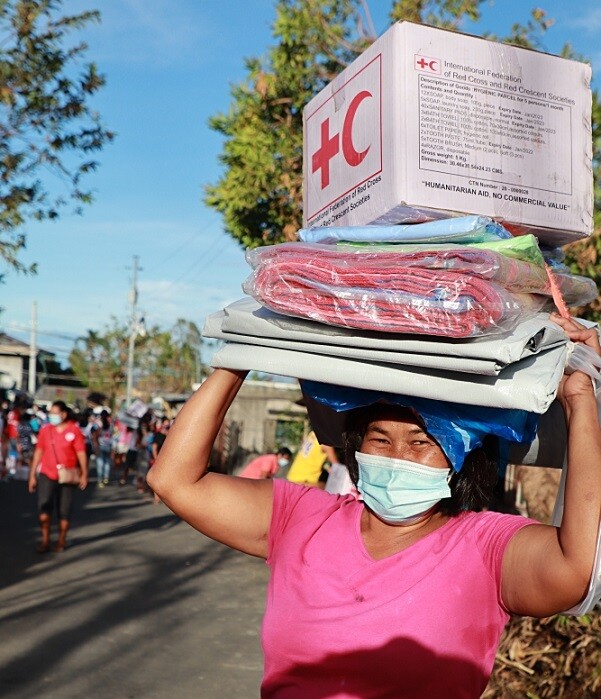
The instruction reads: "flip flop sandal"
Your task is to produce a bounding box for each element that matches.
[36,542,51,554]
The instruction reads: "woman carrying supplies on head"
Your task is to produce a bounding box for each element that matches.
[147,314,601,698]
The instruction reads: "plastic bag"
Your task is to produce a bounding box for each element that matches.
[299,379,538,471]
[469,234,546,267]
[243,244,547,338]
[554,273,599,308]
[299,215,512,245]
[566,340,601,407]
[344,243,549,294]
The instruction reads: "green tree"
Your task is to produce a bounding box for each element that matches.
[0,0,114,272]
[205,0,374,248]
[564,91,601,322]
[206,0,600,318]
[205,0,557,249]
[138,319,205,395]
[69,318,205,407]
[69,320,130,408]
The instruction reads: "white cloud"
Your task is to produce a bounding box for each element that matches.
[122,0,209,47]
[138,278,244,331]
[568,7,601,32]
[69,0,215,67]
[589,51,601,74]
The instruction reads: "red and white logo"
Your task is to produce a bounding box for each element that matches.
[305,54,382,222]
[414,54,441,74]
[311,90,372,189]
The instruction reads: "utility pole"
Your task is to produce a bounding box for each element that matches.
[28,301,37,395]
[125,256,140,407]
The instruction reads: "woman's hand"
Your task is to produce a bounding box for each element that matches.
[550,312,601,405]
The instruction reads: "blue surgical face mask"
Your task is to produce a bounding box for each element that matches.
[48,414,63,426]
[277,458,290,468]
[355,451,452,524]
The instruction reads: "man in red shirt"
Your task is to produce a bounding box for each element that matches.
[28,401,88,552]
[238,447,292,480]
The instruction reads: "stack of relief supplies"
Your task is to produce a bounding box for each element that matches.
[203,215,597,421]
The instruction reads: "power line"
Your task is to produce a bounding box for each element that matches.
[4,323,79,341]
[142,234,227,302]
[142,216,222,275]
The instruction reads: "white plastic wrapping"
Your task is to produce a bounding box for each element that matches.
[243,244,548,338]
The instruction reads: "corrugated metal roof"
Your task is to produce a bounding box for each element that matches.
[0,332,29,352]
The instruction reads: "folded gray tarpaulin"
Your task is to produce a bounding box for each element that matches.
[210,341,568,414]
[203,298,567,376]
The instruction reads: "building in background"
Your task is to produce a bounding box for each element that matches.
[210,378,307,475]
[0,332,86,407]
[0,333,32,391]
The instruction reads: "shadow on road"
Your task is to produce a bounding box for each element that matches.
[0,478,265,697]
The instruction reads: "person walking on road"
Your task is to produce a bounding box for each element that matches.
[238,447,292,480]
[121,425,141,486]
[149,418,171,503]
[28,401,88,553]
[95,410,113,487]
[16,411,35,469]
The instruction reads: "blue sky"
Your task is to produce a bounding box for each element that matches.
[2,0,601,366]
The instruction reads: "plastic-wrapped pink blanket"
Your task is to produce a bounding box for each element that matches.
[243,244,546,337]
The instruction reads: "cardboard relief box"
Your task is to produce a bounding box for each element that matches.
[302,21,593,246]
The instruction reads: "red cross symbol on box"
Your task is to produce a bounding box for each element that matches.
[414,55,440,73]
[312,118,339,189]
[311,90,372,190]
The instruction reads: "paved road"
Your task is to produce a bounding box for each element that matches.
[0,471,269,698]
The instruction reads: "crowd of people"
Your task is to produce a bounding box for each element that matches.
[0,401,172,488]
[0,399,174,551]
[0,394,350,553]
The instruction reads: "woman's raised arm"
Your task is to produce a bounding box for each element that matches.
[501,315,601,616]
[147,368,274,558]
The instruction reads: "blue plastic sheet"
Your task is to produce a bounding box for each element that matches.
[300,380,538,471]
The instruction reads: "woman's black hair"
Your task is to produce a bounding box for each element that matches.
[51,400,73,420]
[342,403,499,515]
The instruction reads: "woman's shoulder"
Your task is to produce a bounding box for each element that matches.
[274,478,343,501]
[273,479,354,519]
[449,509,537,552]
[268,480,358,560]
[453,509,535,529]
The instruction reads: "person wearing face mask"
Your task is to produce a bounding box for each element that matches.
[147,315,601,698]
[238,447,293,480]
[28,400,88,553]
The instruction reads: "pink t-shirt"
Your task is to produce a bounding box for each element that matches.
[262,480,535,699]
[239,454,279,479]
